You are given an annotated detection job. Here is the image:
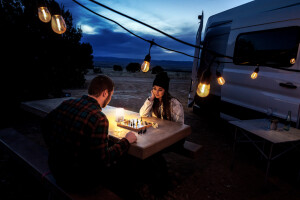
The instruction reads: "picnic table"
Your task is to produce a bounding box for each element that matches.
[21,97,192,160]
[230,118,300,182]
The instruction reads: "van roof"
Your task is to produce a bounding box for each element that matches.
[207,0,300,27]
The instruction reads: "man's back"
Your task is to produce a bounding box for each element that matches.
[42,95,130,188]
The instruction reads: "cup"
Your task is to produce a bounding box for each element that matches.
[270,119,278,130]
[115,108,124,122]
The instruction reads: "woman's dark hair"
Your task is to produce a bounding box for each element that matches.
[88,75,114,97]
[152,92,173,120]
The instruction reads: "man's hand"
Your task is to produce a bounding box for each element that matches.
[125,131,137,144]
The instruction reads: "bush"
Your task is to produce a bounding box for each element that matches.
[113,65,123,71]
[152,66,164,74]
[93,67,102,73]
[0,0,92,101]
[126,62,141,72]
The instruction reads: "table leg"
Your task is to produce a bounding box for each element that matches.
[265,143,274,183]
[260,141,266,160]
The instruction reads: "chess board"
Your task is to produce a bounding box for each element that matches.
[117,119,153,132]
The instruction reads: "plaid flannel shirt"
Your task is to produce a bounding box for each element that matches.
[42,95,130,173]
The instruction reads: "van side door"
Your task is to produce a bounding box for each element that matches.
[222,9,300,122]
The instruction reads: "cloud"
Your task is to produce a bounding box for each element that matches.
[80,27,195,61]
[63,0,253,61]
[79,24,98,34]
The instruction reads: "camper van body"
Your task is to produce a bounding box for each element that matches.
[194,0,300,123]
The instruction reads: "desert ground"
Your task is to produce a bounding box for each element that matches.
[1,68,300,200]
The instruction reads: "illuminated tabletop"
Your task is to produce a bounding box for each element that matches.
[21,97,191,159]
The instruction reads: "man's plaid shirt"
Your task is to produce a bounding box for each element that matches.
[42,95,130,172]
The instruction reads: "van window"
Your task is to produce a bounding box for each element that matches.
[233,26,300,68]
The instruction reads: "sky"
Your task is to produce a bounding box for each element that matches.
[59,0,253,61]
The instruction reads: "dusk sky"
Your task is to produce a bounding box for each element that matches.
[59,0,253,61]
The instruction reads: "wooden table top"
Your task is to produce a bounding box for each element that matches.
[229,119,300,144]
[21,97,191,159]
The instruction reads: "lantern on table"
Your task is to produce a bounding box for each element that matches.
[115,108,124,122]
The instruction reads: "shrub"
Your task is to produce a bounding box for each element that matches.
[93,67,102,73]
[126,62,141,72]
[113,65,123,71]
[152,66,164,74]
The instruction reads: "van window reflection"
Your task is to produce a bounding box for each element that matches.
[233,26,300,68]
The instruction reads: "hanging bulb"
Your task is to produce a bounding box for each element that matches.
[197,82,210,97]
[38,7,51,23]
[217,76,225,85]
[141,54,151,72]
[196,69,211,98]
[141,40,154,72]
[216,71,225,85]
[51,14,67,34]
[251,66,259,79]
[290,58,296,65]
[141,61,150,72]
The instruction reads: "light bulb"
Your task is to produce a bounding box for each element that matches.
[51,15,67,34]
[38,7,51,23]
[217,77,225,85]
[251,66,259,79]
[290,58,296,64]
[216,71,225,85]
[251,71,258,79]
[141,61,150,72]
[196,83,210,97]
[141,53,151,72]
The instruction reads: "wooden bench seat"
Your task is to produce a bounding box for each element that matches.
[0,128,121,200]
[173,141,203,159]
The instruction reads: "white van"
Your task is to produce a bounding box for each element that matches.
[190,0,300,125]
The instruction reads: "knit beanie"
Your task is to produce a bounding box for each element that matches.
[153,72,170,91]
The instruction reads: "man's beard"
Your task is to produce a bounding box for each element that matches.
[102,95,110,108]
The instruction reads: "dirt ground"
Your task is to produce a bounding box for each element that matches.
[1,69,300,200]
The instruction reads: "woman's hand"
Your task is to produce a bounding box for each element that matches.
[149,90,155,101]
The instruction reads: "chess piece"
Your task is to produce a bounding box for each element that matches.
[284,111,291,131]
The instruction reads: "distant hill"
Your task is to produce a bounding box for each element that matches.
[94,56,193,72]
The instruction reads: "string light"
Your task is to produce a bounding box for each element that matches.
[71,0,199,59]
[64,0,300,75]
[251,66,259,79]
[38,1,67,34]
[43,0,300,100]
[197,69,211,98]
[290,58,296,64]
[216,71,225,85]
[141,40,154,73]
[51,2,66,34]
[38,6,51,23]
[141,54,151,73]
[51,14,66,34]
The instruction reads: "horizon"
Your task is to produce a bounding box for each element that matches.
[93,56,193,72]
[93,55,194,62]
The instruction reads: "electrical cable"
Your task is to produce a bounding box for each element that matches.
[72,0,200,59]
[72,0,300,73]
[215,61,300,72]
[87,0,200,49]
[83,0,233,60]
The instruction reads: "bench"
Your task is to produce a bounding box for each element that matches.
[0,128,121,200]
[173,141,203,159]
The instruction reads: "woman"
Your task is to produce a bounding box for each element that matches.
[140,72,184,124]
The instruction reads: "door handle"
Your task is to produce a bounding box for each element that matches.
[279,82,297,89]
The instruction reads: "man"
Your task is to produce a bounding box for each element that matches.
[42,75,137,190]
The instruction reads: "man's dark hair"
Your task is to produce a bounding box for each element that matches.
[88,75,114,97]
